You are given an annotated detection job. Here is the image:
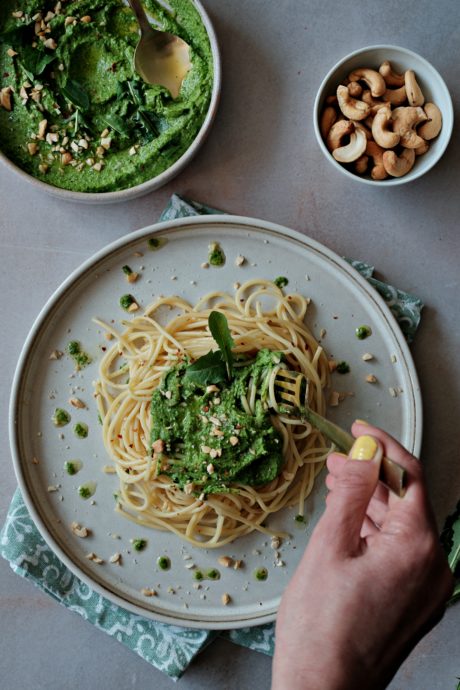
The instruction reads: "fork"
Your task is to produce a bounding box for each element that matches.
[274,369,407,497]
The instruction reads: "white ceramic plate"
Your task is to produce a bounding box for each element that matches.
[10,215,422,629]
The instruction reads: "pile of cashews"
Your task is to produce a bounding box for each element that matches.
[320,61,443,179]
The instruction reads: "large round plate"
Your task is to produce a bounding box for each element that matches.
[10,215,422,629]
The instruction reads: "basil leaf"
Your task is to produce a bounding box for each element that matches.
[208,311,234,379]
[184,350,227,385]
[62,78,90,111]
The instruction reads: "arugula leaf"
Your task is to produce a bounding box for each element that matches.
[19,45,55,77]
[184,350,227,386]
[208,311,235,379]
[62,78,90,111]
[440,499,460,606]
[102,113,132,138]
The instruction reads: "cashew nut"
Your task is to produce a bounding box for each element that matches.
[379,60,405,87]
[382,85,407,106]
[0,86,12,111]
[336,85,371,121]
[354,121,372,140]
[332,127,367,163]
[418,102,442,140]
[326,119,354,151]
[371,104,400,148]
[392,106,428,148]
[348,68,386,97]
[415,140,429,156]
[405,70,424,106]
[348,81,363,98]
[365,140,388,180]
[320,106,337,139]
[354,155,369,175]
[325,94,337,105]
[362,90,386,111]
[383,148,416,177]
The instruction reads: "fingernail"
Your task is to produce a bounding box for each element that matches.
[355,419,369,425]
[350,435,378,461]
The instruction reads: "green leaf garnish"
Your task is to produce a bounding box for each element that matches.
[19,45,55,77]
[208,311,234,379]
[184,350,227,385]
[440,499,460,605]
[62,78,90,111]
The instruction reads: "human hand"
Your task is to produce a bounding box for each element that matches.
[271,422,454,690]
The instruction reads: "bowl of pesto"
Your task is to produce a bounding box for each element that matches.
[0,0,220,202]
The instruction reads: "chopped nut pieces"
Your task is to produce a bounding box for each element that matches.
[328,359,338,372]
[61,152,73,166]
[47,485,59,492]
[184,482,195,495]
[365,374,378,383]
[103,465,116,474]
[235,255,245,266]
[233,559,243,570]
[31,456,40,465]
[69,397,85,409]
[109,552,122,565]
[0,87,12,111]
[28,142,38,155]
[389,387,398,397]
[221,593,231,606]
[362,352,374,361]
[152,439,165,453]
[86,552,104,564]
[7,48,18,57]
[127,301,139,312]
[141,587,157,597]
[229,436,239,446]
[206,463,215,474]
[71,521,90,538]
[218,556,233,568]
[37,119,48,140]
[81,15,92,23]
[44,38,57,50]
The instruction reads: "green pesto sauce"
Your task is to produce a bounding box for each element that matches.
[147,236,167,251]
[254,567,268,581]
[64,459,82,475]
[120,293,135,310]
[67,340,91,368]
[208,242,225,267]
[336,361,350,374]
[157,555,170,570]
[355,325,372,340]
[150,349,285,496]
[74,422,88,438]
[52,407,70,426]
[132,538,147,551]
[274,276,288,289]
[0,0,213,193]
[78,481,96,499]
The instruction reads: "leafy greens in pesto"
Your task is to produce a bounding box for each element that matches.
[151,312,285,496]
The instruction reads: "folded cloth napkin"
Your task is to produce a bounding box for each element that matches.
[0,194,423,680]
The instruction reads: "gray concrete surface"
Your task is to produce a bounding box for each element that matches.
[1,1,459,688]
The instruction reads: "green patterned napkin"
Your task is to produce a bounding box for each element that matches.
[0,194,423,680]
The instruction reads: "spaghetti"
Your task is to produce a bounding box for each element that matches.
[94,279,331,548]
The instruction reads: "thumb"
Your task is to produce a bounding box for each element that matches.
[322,435,383,555]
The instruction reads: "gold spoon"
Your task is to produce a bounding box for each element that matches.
[128,0,192,99]
[274,368,407,497]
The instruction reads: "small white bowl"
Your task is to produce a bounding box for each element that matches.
[313,45,454,186]
[0,0,221,204]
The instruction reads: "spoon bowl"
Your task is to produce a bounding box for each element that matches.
[128,0,192,98]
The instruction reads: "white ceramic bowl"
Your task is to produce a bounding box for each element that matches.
[313,45,454,186]
[0,0,221,204]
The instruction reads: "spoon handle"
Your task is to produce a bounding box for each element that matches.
[128,0,152,36]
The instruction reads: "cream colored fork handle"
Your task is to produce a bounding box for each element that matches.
[299,406,407,498]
